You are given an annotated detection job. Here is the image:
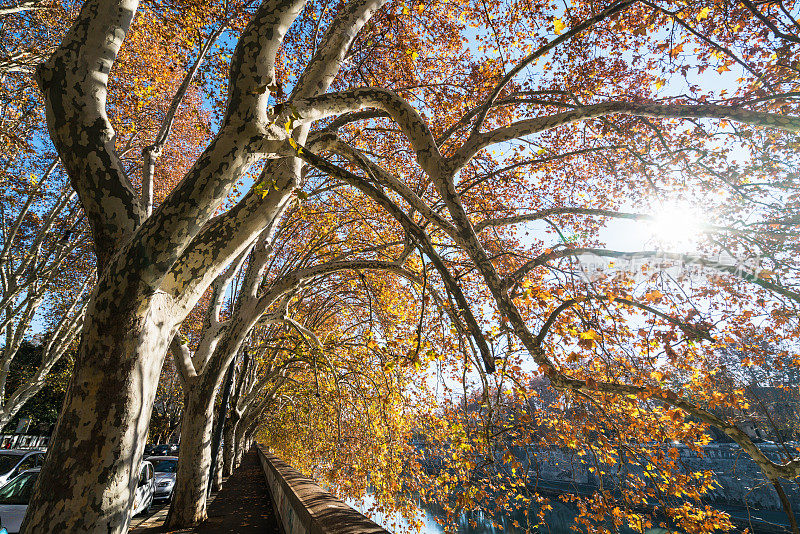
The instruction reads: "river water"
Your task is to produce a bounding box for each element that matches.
[348,493,672,534]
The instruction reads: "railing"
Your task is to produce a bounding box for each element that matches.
[0,434,49,449]
[256,445,390,534]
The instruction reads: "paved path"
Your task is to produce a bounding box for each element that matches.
[131,450,280,533]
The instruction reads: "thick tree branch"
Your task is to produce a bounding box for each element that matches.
[288,87,443,175]
[169,335,197,384]
[225,0,306,124]
[34,0,145,263]
[456,101,800,165]
[160,169,295,316]
[474,207,652,233]
[506,248,800,303]
[291,0,388,100]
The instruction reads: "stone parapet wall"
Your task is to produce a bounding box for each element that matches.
[256,445,390,534]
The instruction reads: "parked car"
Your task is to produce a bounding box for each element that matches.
[0,451,44,487]
[151,444,178,456]
[133,460,156,516]
[0,461,155,533]
[146,456,178,502]
[0,468,37,533]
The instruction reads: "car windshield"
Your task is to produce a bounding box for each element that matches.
[0,454,21,475]
[0,471,37,505]
[152,460,177,473]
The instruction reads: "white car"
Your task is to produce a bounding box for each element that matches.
[0,468,37,533]
[0,451,44,487]
[131,460,156,517]
[0,461,155,533]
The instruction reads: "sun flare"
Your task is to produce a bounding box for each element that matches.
[649,203,704,248]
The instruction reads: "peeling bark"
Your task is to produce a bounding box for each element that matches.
[165,384,215,528]
[21,295,172,533]
[222,412,239,476]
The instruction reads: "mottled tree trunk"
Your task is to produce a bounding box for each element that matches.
[165,385,215,528]
[211,447,223,491]
[223,412,239,476]
[245,426,257,450]
[234,421,247,468]
[20,295,172,534]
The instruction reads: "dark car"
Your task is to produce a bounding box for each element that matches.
[151,444,178,456]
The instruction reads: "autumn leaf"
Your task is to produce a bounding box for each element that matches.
[650,370,664,382]
[578,330,598,349]
[669,42,685,59]
[553,18,566,34]
[644,290,663,303]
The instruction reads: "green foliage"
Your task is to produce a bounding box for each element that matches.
[5,341,72,434]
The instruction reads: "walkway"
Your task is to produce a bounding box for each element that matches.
[131,450,280,533]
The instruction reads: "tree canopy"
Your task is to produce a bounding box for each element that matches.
[4,0,800,532]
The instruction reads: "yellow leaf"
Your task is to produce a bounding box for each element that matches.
[696,7,711,21]
[654,78,665,90]
[553,18,566,34]
[650,370,664,382]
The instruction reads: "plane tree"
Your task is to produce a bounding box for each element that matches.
[23,0,800,532]
[165,170,446,525]
[280,1,800,530]
[0,170,91,430]
[0,3,95,432]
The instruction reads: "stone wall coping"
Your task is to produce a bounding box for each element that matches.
[257,444,391,534]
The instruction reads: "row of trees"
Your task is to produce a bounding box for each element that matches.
[0,0,799,532]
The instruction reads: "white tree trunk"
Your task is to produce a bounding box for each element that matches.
[211,446,223,491]
[165,384,215,528]
[223,414,238,477]
[234,421,247,469]
[20,295,172,534]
